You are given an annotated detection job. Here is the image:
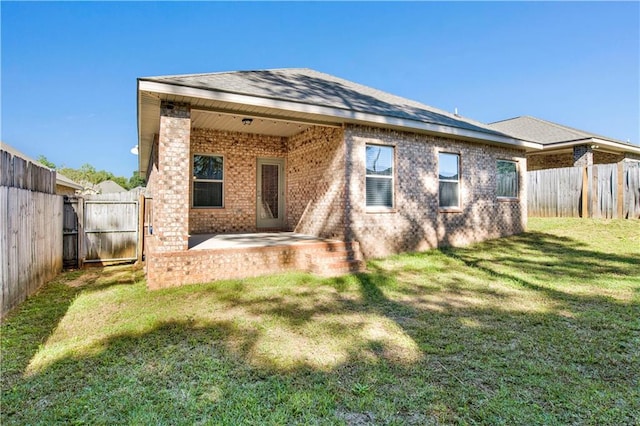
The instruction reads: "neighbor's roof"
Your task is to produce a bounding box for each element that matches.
[0,142,84,190]
[96,180,127,194]
[141,68,515,139]
[489,116,638,150]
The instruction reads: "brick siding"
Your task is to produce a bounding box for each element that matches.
[528,150,627,171]
[287,126,347,240]
[146,119,528,287]
[527,152,574,171]
[148,103,191,253]
[189,128,286,234]
[344,125,526,258]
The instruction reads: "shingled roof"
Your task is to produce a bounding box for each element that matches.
[140,68,511,140]
[489,115,634,147]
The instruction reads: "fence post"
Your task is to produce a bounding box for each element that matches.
[581,166,588,218]
[137,194,145,265]
[77,197,85,268]
[616,162,624,219]
[590,166,598,218]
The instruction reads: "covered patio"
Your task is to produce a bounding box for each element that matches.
[188,232,338,250]
[145,231,364,289]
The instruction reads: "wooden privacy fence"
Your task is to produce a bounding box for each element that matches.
[1,149,63,319]
[528,162,640,219]
[64,192,143,267]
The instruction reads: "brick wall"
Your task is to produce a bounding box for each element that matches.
[594,151,624,164]
[573,145,593,167]
[189,128,286,233]
[148,103,191,253]
[146,245,311,289]
[145,120,529,286]
[344,125,526,258]
[287,126,347,240]
[527,152,573,171]
[528,150,627,171]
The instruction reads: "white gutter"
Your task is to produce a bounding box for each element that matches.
[138,80,542,150]
[541,138,640,154]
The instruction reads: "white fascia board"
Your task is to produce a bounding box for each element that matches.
[542,138,640,154]
[138,80,541,150]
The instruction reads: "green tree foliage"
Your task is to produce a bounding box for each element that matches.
[38,155,145,190]
[128,172,146,189]
[37,155,57,169]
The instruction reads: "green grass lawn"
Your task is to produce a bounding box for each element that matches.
[2,218,639,425]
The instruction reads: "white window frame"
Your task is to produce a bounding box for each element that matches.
[496,159,519,199]
[192,153,224,209]
[438,152,461,210]
[365,144,395,210]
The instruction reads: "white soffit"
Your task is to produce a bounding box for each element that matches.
[138,80,541,150]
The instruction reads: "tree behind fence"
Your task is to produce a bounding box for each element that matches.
[527,162,640,219]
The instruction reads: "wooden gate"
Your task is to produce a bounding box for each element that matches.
[63,192,142,267]
[63,197,81,268]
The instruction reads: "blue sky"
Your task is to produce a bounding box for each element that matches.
[2,1,639,178]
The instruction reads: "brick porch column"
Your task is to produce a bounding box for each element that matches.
[154,102,191,252]
[573,144,593,167]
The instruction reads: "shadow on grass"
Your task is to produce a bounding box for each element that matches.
[2,231,639,425]
[1,265,143,382]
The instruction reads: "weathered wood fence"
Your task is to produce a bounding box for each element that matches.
[63,192,142,267]
[1,149,63,319]
[528,162,640,219]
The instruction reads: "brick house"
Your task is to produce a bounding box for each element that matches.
[137,69,540,288]
[489,116,640,171]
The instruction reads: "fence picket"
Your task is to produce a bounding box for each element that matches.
[527,162,640,219]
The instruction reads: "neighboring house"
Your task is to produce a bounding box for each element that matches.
[95,180,127,194]
[489,116,640,171]
[0,142,83,195]
[55,173,84,196]
[137,68,541,288]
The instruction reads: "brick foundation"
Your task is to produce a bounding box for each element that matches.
[146,240,363,289]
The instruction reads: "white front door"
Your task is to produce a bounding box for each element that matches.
[256,158,285,228]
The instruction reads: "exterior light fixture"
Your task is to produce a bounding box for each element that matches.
[242,118,253,126]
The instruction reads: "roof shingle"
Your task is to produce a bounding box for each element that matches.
[140,68,508,138]
[489,115,632,146]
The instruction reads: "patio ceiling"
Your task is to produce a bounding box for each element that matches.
[191,109,314,138]
[137,90,342,176]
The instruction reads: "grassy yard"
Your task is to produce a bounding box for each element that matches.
[2,218,639,425]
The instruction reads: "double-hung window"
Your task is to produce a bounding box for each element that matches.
[496,160,518,198]
[192,154,223,208]
[438,152,460,209]
[365,144,394,208]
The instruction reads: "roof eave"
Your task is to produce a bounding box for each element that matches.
[542,138,640,155]
[138,80,540,151]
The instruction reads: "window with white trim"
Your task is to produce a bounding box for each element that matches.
[365,145,394,208]
[496,160,518,198]
[438,152,460,208]
[192,154,223,208]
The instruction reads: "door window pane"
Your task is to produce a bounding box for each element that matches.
[260,164,279,219]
